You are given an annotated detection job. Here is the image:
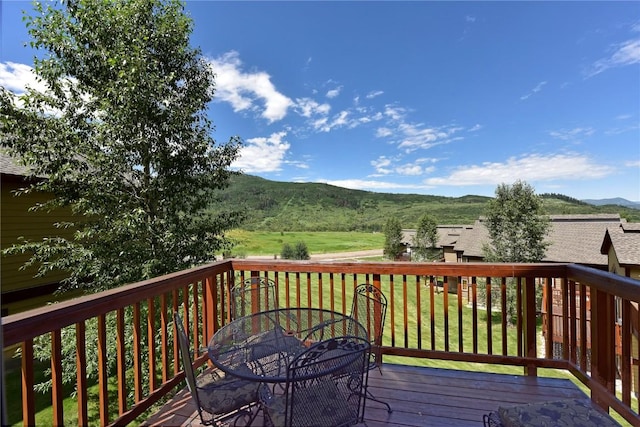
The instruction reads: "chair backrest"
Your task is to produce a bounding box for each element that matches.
[285,336,370,427]
[231,277,278,318]
[174,312,204,417]
[350,284,388,365]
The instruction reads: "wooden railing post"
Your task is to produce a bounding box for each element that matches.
[591,288,616,409]
[523,277,537,376]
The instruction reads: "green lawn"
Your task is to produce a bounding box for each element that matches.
[226,230,384,257]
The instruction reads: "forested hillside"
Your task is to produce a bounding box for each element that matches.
[212,174,640,232]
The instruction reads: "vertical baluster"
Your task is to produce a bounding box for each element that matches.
[402,274,409,348]
[543,278,552,359]
[329,273,335,313]
[340,273,346,315]
[172,289,179,376]
[116,308,127,415]
[523,277,537,376]
[428,275,434,350]
[458,277,464,353]
[295,272,301,308]
[161,294,169,383]
[501,277,508,356]
[76,322,88,426]
[472,276,478,354]
[19,339,36,427]
[579,283,588,371]
[561,278,569,361]
[390,274,396,348]
[621,298,631,406]
[569,280,578,363]
[516,277,522,357]
[306,272,312,308]
[284,272,291,308]
[416,275,423,350]
[97,313,108,425]
[192,283,200,352]
[51,329,63,425]
[443,276,450,353]
[133,302,143,402]
[204,275,215,347]
[148,298,157,392]
[486,277,492,355]
[317,272,323,310]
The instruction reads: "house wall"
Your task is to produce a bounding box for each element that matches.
[443,247,457,263]
[1,175,76,315]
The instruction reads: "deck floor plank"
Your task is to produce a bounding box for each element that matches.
[143,363,591,427]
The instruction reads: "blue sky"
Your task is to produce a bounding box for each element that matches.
[2,1,639,201]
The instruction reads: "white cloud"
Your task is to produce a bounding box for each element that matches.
[625,160,640,168]
[372,156,438,176]
[468,124,482,132]
[397,123,463,152]
[549,127,595,141]
[320,178,434,192]
[313,110,353,132]
[326,86,342,98]
[375,127,393,138]
[232,131,291,173]
[466,15,476,23]
[294,97,331,118]
[520,81,547,100]
[588,38,640,77]
[424,153,614,186]
[366,90,384,99]
[383,105,407,121]
[371,156,393,175]
[0,62,46,94]
[208,51,293,123]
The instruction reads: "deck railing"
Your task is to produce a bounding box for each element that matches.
[2,260,639,426]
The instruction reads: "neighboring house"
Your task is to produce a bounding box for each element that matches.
[1,152,77,316]
[601,222,640,398]
[400,225,472,262]
[601,222,640,280]
[402,214,628,267]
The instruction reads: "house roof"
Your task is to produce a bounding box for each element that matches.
[401,225,472,249]
[406,214,631,267]
[0,151,43,178]
[600,223,640,267]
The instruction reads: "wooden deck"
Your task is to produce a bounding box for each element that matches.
[143,363,591,427]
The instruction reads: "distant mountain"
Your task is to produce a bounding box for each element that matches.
[582,198,640,210]
[215,174,640,231]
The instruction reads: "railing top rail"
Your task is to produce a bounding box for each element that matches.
[229,259,569,277]
[1,260,233,346]
[567,263,640,302]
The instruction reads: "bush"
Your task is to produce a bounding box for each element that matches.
[281,241,310,260]
[281,243,295,259]
[294,241,310,260]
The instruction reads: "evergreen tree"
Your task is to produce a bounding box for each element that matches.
[383,217,404,260]
[412,214,438,261]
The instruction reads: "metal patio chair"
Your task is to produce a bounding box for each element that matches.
[260,336,370,427]
[231,277,279,318]
[174,312,263,426]
[349,283,393,413]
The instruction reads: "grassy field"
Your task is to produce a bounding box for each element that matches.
[226,230,385,257]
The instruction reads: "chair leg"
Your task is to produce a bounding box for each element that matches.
[366,389,393,413]
[232,404,261,427]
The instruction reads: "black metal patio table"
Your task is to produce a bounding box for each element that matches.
[207,307,368,383]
